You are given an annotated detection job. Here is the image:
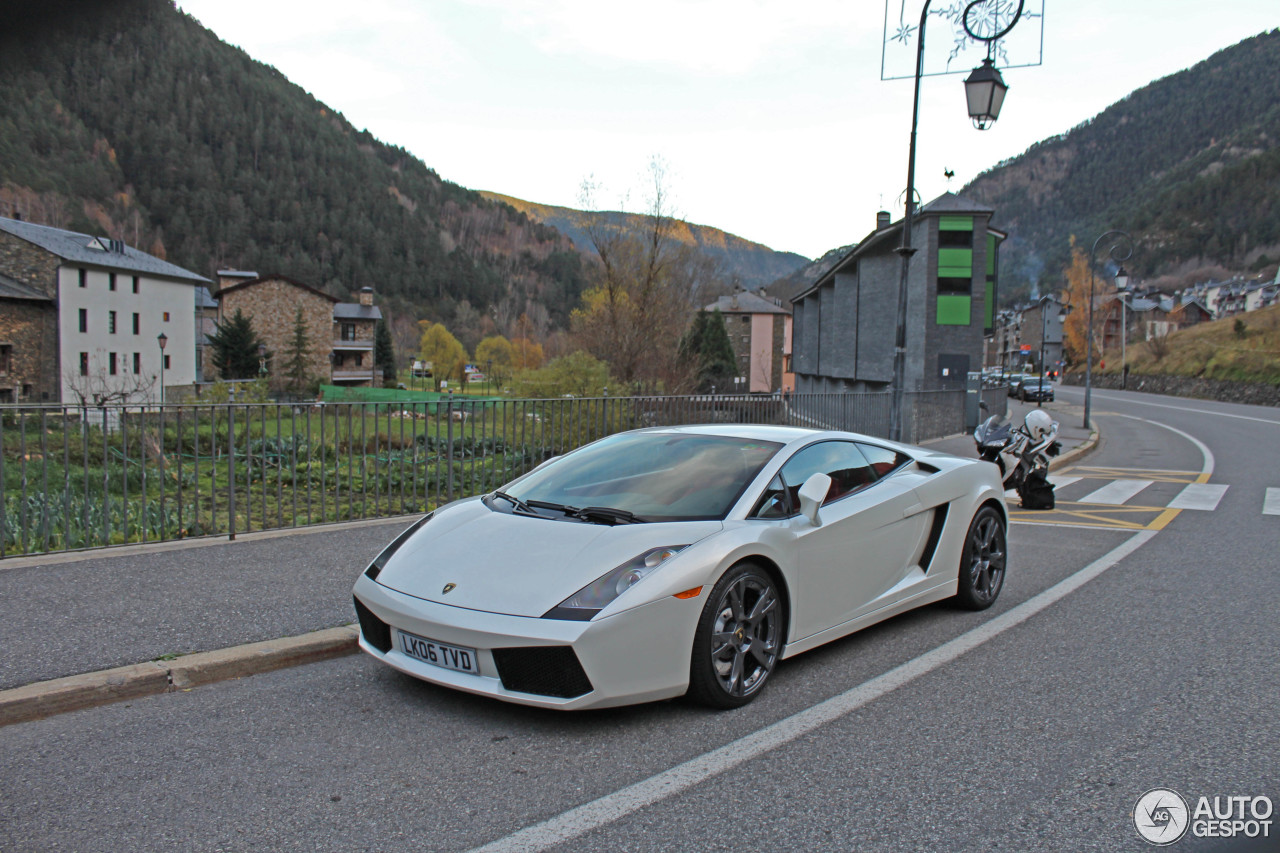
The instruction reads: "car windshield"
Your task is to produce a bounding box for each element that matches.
[506,432,783,521]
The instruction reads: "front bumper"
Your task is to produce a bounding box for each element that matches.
[351,574,702,710]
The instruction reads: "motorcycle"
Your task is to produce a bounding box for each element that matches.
[974,405,1061,509]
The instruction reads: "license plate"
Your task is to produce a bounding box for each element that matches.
[398,630,481,676]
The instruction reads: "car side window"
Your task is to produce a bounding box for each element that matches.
[777,441,878,506]
[855,443,911,480]
[750,474,792,519]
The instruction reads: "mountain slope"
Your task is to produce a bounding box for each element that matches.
[481,192,809,291]
[0,0,585,324]
[962,29,1280,301]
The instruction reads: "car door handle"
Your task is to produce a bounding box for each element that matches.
[902,503,924,518]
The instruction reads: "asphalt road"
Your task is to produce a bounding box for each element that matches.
[3,387,1278,852]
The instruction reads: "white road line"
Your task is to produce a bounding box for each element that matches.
[1076,479,1154,505]
[1167,483,1229,511]
[1057,388,1280,427]
[1048,475,1081,489]
[1265,488,1280,516]
[468,532,1159,853]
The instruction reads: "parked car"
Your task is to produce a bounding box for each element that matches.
[353,425,1008,710]
[1007,374,1032,397]
[1019,379,1054,403]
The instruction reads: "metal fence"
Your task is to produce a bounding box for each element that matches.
[0,390,969,558]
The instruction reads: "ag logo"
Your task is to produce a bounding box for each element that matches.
[442,583,456,595]
[1135,788,1190,845]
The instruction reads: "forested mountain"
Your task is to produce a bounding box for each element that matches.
[962,29,1280,303]
[481,192,810,291]
[0,0,586,326]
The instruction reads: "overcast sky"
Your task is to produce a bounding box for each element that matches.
[175,1,1277,260]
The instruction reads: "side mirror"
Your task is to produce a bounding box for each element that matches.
[797,473,832,527]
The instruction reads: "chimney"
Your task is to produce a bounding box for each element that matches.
[876,210,891,230]
[359,286,374,307]
[216,270,258,292]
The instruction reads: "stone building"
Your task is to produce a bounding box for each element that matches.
[0,216,209,404]
[791,194,1004,394]
[702,290,793,393]
[212,274,382,388]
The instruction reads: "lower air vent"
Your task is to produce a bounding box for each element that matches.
[353,596,392,653]
[491,646,593,699]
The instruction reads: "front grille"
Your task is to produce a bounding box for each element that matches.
[491,646,593,699]
[353,596,392,653]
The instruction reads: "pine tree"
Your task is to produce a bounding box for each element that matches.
[208,308,266,380]
[374,319,396,383]
[679,309,737,392]
[282,305,312,392]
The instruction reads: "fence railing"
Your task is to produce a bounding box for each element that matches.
[0,390,970,558]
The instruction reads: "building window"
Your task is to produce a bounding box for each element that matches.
[79,269,87,288]
[341,323,356,341]
[79,308,88,333]
[80,352,89,376]
[109,273,117,291]
[132,276,139,294]
[133,352,141,374]
[163,354,171,369]
[354,353,363,366]
[0,344,11,375]
[109,353,118,375]
[163,312,170,322]
[133,313,140,334]
[109,311,117,334]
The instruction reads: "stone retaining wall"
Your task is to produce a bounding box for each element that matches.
[1062,372,1280,407]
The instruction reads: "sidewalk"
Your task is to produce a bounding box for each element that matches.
[1,404,1097,725]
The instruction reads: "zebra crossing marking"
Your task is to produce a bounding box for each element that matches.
[1167,483,1229,511]
[1076,479,1154,505]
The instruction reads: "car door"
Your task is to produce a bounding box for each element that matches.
[773,440,928,640]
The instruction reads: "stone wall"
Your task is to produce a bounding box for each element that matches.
[219,278,335,388]
[0,231,60,296]
[0,299,59,402]
[0,231,63,400]
[1062,372,1280,407]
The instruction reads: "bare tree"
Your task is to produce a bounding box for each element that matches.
[63,362,157,407]
[572,158,699,393]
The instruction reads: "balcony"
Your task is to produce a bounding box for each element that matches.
[332,339,372,351]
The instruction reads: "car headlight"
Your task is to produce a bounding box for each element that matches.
[364,512,433,581]
[542,546,688,621]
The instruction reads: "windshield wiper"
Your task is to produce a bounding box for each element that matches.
[490,490,536,515]
[570,506,646,525]
[525,499,581,515]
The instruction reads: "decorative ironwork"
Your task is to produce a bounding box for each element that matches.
[882,0,1044,80]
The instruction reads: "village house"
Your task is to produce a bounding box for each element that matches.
[0,216,208,405]
[702,289,793,393]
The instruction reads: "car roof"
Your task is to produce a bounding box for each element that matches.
[633,423,821,443]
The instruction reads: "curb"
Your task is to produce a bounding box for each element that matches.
[1050,429,1100,471]
[0,625,359,728]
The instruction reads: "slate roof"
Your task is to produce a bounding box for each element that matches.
[0,217,209,283]
[0,272,53,301]
[214,274,338,302]
[334,303,383,321]
[196,287,218,310]
[704,291,790,315]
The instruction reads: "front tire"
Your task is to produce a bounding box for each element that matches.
[688,563,783,709]
[955,506,1007,610]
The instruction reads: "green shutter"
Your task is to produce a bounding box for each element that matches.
[985,280,995,329]
[937,295,971,325]
[937,248,972,279]
[939,216,973,231]
[986,234,997,276]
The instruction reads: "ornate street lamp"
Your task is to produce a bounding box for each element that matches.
[964,58,1009,129]
[1084,230,1133,429]
[1115,265,1130,388]
[889,0,1027,442]
[157,332,168,406]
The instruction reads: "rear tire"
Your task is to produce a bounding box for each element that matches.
[955,506,1007,610]
[688,563,782,709]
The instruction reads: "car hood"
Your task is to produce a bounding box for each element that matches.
[374,499,723,617]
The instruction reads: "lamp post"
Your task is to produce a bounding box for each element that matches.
[1116,265,1130,388]
[888,0,1024,442]
[156,332,167,406]
[1083,230,1132,429]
